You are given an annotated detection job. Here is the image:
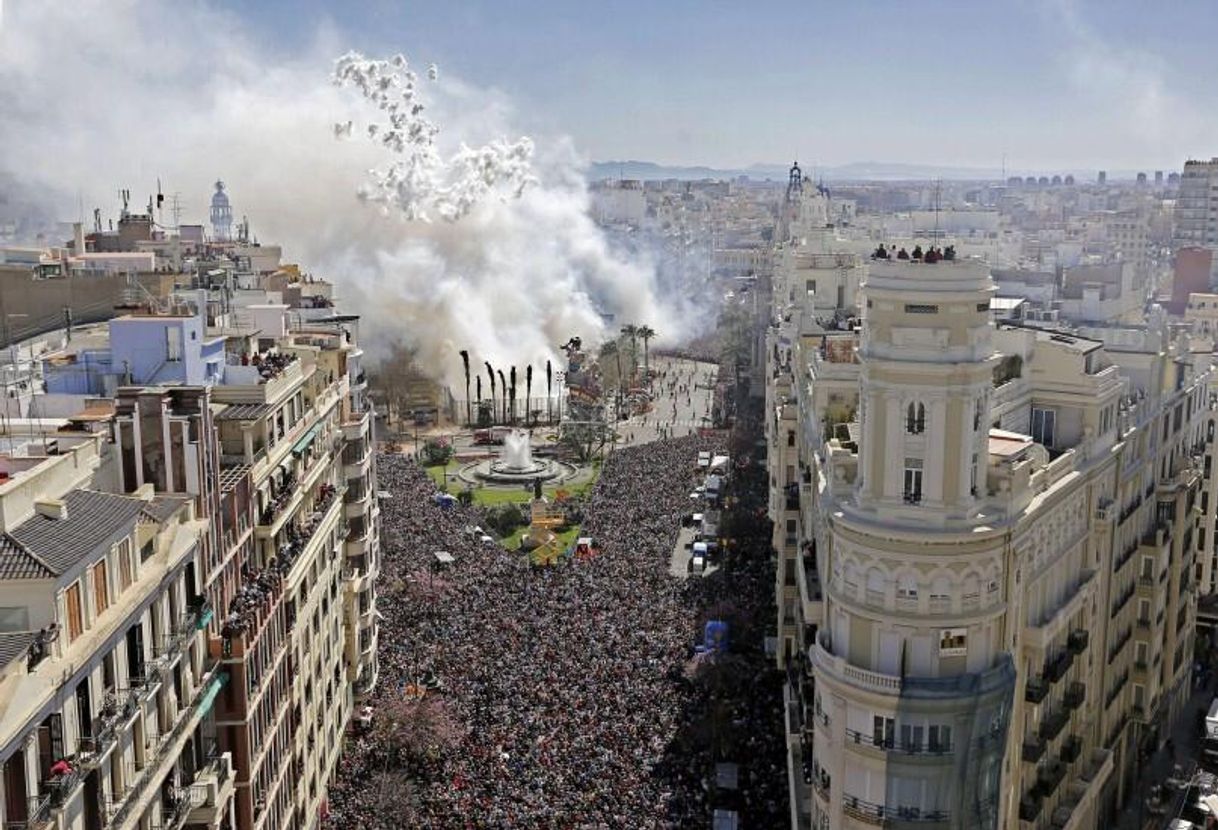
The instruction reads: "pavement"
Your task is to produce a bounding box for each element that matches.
[615,356,719,447]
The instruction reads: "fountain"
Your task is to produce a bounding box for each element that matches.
[461,429,572,485]
[502,431,534,472]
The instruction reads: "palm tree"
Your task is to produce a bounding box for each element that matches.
[475,375,483,425]
[545,360,553,424]
[637,325,656,380]
[485,362,496,425]
[620,324,639,383]
[509,366,517,424]
[525,365,533,426]
[497,369,507,423]
[459,350,471,427]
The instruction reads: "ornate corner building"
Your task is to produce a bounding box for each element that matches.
[770,251,1207,830]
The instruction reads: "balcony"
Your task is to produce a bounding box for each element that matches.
[1065,681,1086,710]
[811,632,1014,702]
[78,692,140,769]
[842,795,949,826]
[844,729,953,756]
[1039,709,1070,742]
[1061,735,1082,764]
[106,668,227,830]
[1067,629,1089,656]
[1019,792,1044,822]
[1025,676,1049,705]
[1022,736,1046,763]
[1044,650,1074,684]
[1038,760,1067,796]
[185,752,235,827]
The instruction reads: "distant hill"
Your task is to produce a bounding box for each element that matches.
[587,159,1104,183]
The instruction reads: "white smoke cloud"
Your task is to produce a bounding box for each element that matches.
[0,1,687,388]
[332,52,535,223]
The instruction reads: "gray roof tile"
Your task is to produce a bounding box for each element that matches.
[10,491,148,577]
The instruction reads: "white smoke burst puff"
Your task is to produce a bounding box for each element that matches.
[333,51,534,222]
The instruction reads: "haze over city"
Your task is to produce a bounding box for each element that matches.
[3,2,1218,830]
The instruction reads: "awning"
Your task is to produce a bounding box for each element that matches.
[198,672,228,717]
[291,423,322,456]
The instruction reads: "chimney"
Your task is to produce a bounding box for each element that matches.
[34,498,68,521]
[73,222,85,254]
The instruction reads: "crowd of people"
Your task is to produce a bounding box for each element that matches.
[326,383,784,828]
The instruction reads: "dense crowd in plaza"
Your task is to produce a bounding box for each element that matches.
[326,384,784,828]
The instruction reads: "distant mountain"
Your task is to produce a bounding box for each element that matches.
[588,159,1101,183]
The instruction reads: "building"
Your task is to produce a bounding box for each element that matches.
[1171,248,1215,314]
[2,272,379,830]
[0,428,236,830]
[769,255,1207,830]
[1175,159,1218,277]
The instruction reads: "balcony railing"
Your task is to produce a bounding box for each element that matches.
[1067,629,1089,656]
[844,729,952,756]
[841,795,949,825]
[106,668,226,829]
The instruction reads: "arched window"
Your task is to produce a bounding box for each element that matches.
[906,402,926,434]
[897,573,918,600]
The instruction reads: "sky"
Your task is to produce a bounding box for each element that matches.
[193,0,1218,173]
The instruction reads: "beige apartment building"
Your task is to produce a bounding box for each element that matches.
[0,282,379,830]
[769,257,1207,830]
[0,427,236,830]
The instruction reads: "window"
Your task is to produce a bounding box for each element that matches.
[0,607,29,632]
[906,402,926,435]
[65,583,84,642]
[92,561,109,616]
[118,541,133,590]
[939,628,967,656]
[897,574,918,599]
[928,724,953,752]
[1030,407,1056,447]
[873,715,895,748]
[166,327,182,362]
[805,279,817,294]
[974,399,984,431]
[904,303,939,314]
[904,459,923,504]
[899,723,925,752]
[971,453,979,496]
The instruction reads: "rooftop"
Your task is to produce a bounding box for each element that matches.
[5,490,154,579]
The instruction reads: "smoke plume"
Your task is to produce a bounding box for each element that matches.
[0,1,691,389]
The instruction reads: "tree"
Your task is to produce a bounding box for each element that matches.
[485,362,496,425]
[365,770,419,821]
[545,359,553,424]
[637,325,656,379]
[525,365,533,426]
[372,694,462,770]
[497,369,507,424]
[459,350,471,428]
[509,366,517,425]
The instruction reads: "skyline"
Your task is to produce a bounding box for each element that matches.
[205,0,1218,172]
